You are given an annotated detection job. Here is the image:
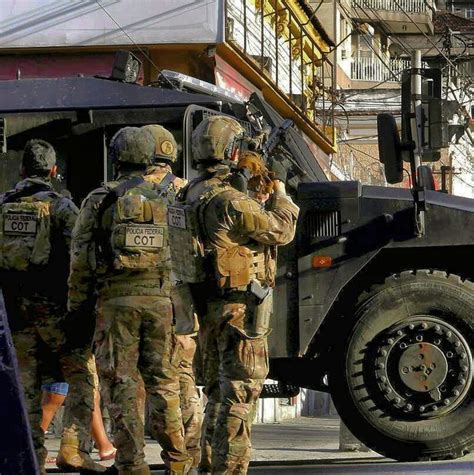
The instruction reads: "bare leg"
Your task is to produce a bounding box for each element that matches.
[91,389,115,458]
[41,392,66,433]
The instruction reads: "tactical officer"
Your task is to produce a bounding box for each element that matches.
[0,139,104,474]
[168,116,299,474]
[143,125,203,475]
[68,126,192,475]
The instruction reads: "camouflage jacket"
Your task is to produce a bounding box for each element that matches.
[68,166,185,311]
[0,177,78,300]
[184,166,299,288]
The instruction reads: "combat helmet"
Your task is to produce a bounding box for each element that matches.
[109,126,155,166]
[192,115,245,163]
[141,124,178,163]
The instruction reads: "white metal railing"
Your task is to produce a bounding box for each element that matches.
[357,0,431,13]
[225,0,335,132]
[351,57,414,82]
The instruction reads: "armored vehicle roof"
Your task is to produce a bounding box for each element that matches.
[0,76,220,113]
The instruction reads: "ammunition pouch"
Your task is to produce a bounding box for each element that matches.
[214,244,265,289]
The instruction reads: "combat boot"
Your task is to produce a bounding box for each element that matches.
[118,465,151,475]
[163,460,193,475]
[57,434,106,473]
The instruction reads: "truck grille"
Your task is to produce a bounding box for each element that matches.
[305,210,340,238]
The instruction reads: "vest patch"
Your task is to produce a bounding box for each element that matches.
[4,213,38,235]
[168,206,186,230]
[125,225,164,248]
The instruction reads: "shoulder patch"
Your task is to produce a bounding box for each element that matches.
[229,195,260,213]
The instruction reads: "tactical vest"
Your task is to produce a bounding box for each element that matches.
[168,180,267,288]
[0,190,57,271]
[168,181,231,283]
[101,174,176,271]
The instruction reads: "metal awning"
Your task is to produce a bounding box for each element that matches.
[0,77,222,113]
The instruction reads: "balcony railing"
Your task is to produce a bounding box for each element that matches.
[225,0,334,142]
[351,57,415,82]
[357,0,431,13]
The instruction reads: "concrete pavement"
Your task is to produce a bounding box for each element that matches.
[46,416,379,471]
[45,416,474,473]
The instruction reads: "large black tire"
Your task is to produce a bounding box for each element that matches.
[330,270,474,461]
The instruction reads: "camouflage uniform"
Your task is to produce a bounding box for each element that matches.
[175,333,203,468]
[174,163,299,474]
[69,127,192,475]
[0,175,100,474]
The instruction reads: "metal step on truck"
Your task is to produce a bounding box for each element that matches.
[0,54,472,471]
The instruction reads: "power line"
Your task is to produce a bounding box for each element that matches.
[343,142,381,163]
[392,0,474,88]
[344,0,473,127]
[355,0,473,94]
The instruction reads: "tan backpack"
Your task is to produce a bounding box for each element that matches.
[100,174,177,271]
[0,193,55,271]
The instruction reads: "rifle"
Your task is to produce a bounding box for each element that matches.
[262,118,294,159]
[261,119,307,179]
[232,118,306,192]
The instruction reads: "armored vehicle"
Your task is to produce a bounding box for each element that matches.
[0,66,472,469]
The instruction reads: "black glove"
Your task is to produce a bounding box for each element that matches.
[229,167,252,193]
[268,156,288,183]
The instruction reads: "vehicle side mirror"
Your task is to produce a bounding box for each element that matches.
[377,113,404,184]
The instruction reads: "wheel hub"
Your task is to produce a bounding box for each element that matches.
[374,316,472,418]
[398,343,448,392]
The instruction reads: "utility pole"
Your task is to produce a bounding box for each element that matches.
[410,50,426,235]
[411,50,423,171]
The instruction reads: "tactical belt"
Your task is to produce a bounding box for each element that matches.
[218,280,271,303]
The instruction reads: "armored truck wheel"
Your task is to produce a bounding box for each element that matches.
[330,270,474,461]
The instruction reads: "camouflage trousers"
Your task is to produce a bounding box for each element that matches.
[9,296,96,471]
[176,334,203,468]
[95,295,191,473]
[198,291,272,475]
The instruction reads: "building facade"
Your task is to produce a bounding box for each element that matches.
[312,0,473,195]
